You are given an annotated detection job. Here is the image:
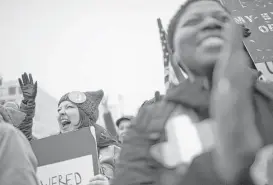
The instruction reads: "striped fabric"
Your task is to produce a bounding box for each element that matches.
[157,18,171,90]
[157,18,186,91]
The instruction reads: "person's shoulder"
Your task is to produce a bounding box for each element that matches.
[0,123,30,145]
[0,123,20,136]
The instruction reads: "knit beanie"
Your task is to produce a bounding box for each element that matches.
[58,90,104,126]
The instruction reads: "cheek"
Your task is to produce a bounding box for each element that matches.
[174,30,197,60]
[119,128,126,134]
[124,125,130,131]
[72,115,80,126]
[174,27,197,47]
[67,110,80,126]
[222,22,235,40]
[57,115,61,124]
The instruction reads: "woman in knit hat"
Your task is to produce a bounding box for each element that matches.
[57,90,119,185]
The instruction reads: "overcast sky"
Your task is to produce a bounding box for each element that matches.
[0,0,187,114]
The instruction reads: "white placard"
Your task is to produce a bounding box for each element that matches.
[37,155,94,185]
[165,114,203,164]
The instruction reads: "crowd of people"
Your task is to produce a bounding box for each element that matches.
[1,0,273,184]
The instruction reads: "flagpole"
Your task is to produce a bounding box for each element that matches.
[118,94,124,117]
[157,18,188,91]
[157,18,170,91]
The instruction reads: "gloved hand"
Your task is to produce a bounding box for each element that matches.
[18,73,37,101]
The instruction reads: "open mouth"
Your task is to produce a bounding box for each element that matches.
[198,34,224,52]
[61,119,71,128]
[198,31,224,45]
[201,37,224,46]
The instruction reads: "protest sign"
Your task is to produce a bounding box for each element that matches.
[221,0,273,63]
[31,127,99,185]
[37,155,93,185]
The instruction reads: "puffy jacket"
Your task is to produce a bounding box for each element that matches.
[103,111,119,141]
[0,122,39,185]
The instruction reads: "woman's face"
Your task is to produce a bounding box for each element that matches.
[173,1,233,75]
[57,101,80,133]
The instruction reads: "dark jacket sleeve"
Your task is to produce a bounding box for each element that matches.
[19,99,35,141]
[111,102,177,185]
[111,107,158,185]
[103,112,118,140]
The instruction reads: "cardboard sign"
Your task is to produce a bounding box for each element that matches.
[221,0,273,63]
[31,127,99,185]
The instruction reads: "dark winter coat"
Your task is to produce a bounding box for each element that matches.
[112,70,273,185]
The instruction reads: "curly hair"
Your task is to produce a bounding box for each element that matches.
[167,0,251,51]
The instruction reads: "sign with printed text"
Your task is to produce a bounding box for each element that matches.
[37,155,93,185]
[221,0,273,63]
[31,127,99,185]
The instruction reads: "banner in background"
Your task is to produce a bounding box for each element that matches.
[221,0,273,63]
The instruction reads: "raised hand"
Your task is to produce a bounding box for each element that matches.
[213,21,249,86]
[210,22,262,184]
[18,73,38,101]
[101,96,110,113]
